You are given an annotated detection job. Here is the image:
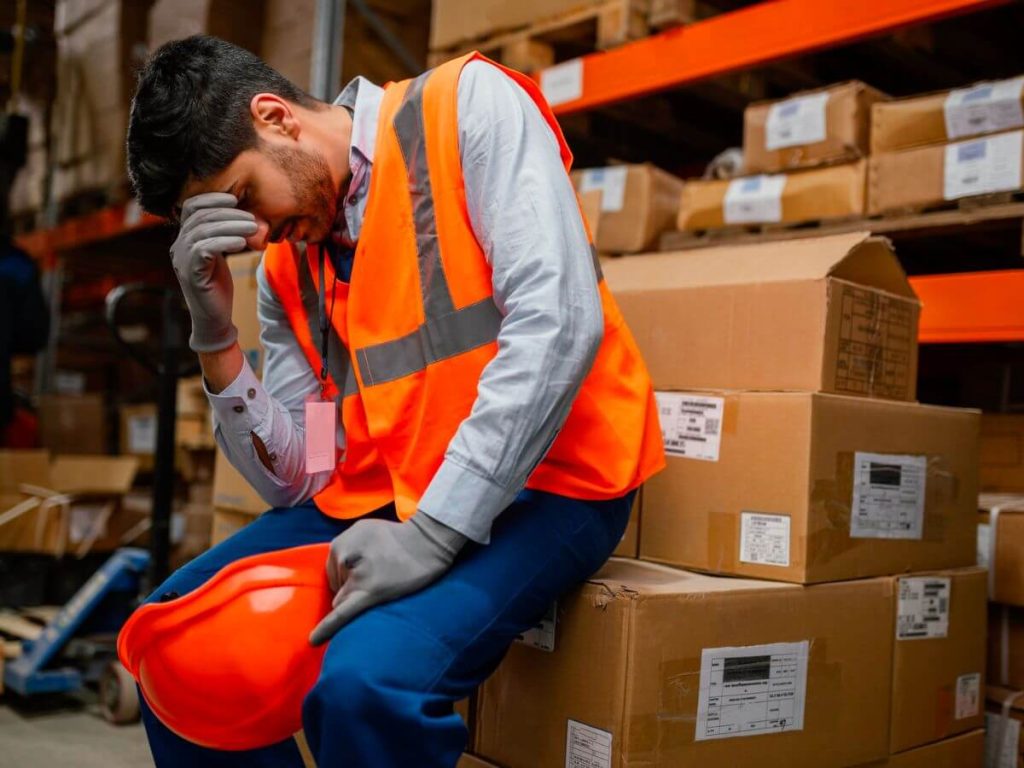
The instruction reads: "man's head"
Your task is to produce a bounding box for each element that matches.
[127,35,351,247]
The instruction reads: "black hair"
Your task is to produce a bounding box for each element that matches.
[127,35,320,218]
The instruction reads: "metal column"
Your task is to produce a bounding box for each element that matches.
[310,0,347,101]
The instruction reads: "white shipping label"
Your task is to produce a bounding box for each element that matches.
[517,601,557,652]
[765,91,830,150]
[944,76,1024,139]
[739,512,791,567]
[579,166,629,213]
[541,58,583,107]
[70,504,109,544]
[127,414,157,454]
[943,131,1023,200]
[850,452,927,540]
[986,712,1021,768]
[655,392,724,461]
[955,672,981,719]
[565,720,612,768]
[695,640,809,741]
[978,522,992,569]
[723,174,786,224]
[897,577,951,640]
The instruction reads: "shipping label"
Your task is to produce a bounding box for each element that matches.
[765,92,830,150]
[723,174,786,224]
[541,58,583,107]
[986,712,1020,768]
[834,284,915,400]
[943,131,1023,200]
[956,672,981,719]
[695,640,809,741]
[127,414,157,454]
[897,577,950,640]
[978,522,992,570]
[739,512,791,567]
[850,452,927,540]
[944,76,1024,139]
[580,166,628,213]
[655,392,724,461]
[565,720,612,768]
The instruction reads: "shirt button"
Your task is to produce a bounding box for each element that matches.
[247,388,256,399]
[269,453,278,462]
[232,405,245,414]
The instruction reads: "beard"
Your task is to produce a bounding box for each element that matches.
[267,143,341,243]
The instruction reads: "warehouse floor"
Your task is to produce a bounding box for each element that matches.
[0,693,152,767]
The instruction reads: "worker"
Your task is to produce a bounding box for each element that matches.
[124,34,663,767]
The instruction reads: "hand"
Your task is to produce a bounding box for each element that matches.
[309,514,467,646]
[170,193,258,352]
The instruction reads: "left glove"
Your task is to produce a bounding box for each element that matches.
[309,513,467,646]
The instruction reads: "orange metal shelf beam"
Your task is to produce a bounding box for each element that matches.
[911,270,1024,343]
[16,203,165,264]
[543,0,1011,115]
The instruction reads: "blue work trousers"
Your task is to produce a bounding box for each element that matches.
[139,488,633,767]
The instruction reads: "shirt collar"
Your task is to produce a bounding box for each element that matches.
[334,76,384,166]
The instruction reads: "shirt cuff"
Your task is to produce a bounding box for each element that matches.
[206,360,272,441]
[417,456,518,545]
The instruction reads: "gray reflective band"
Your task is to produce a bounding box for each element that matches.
[357,298,502,386]
[392,72,456,320]
[590,243,603,281]
[298,247,358,398]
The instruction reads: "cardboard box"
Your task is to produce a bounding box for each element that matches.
[603,232,920,401]
[456,756,498,768]
[571,164,684,253]
[978,493,1024,606]
[177,377,209,419]
[261,0,316,90]
[744,81,887,174]
[985,686,1024,768]
[431,0,605,49]
[38,394,106,454]
[861,730,984,767]
[868,130,1024,216]
[148,0,264,54]
[210,507,259,546]
[872,76,1024,154]
[229,252,265,377]
[889,568,986,754]
[476,558,894,768]
[119,403,157,471]
[611,492,640,558]
[676,160,866,231]
[176,414,215,450]
[981,414,1024,492]
[641,392,979,583]
[211,450,267,515]
[988,603,1024,690]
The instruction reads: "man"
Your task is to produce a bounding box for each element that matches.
[126,35,663,766]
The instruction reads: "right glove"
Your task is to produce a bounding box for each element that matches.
[170,192,258,353]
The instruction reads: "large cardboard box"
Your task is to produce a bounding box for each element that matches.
[571,164,684,253]
[38,393,106,454]
[119,403,157,471]
[981,414,1024,492]
[988,603,1024,690]
[889,568,986,754]
[211,451,267,515]
[676,160,866,231]
[868,130,1024,216]
[229,252,265,377]
[148,0,264,54]
[862,730,984,767]
[431,0,612,49]
[744,81,887,174]
[872,76,1024,154]
[611,492,639,558]
[603,232,920,401]
[476,558,894,768]
[261,0,317,90]
[641,392,979,583]
[210,506,259,546]
[456,756,498,768]
[978,493,1024,606]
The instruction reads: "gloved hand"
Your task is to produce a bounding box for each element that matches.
[170,192,258,353]
[309,513,467,646]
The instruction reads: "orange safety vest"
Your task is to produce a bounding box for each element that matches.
[262,52,664,521]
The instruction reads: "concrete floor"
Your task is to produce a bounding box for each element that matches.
[0,691,153,768]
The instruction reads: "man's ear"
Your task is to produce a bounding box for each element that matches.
[250,93,300,140]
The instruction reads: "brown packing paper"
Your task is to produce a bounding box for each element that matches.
[744,81,887,174]
[476,558,894,768]
[859,730,984,767]
[603,232,920,401]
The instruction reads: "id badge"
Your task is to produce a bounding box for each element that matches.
[304,396,337,474]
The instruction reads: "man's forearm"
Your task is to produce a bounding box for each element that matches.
[199,343,244,394]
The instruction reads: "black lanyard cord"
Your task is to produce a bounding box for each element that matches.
[317,245,337,389]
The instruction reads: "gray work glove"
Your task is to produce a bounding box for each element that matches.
[170,192,258,352]
[309,513,467,646]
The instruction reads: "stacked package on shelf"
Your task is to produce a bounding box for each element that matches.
[677,82,887,233]
[469,232,986,767]
[869,75,1024,215]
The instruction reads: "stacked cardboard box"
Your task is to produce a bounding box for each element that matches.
[472,232,984,766]
[677,82,886,232]
[869,75,1024,215]
[147,0,264,55]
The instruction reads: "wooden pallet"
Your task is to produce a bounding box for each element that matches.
[428,0,695,72]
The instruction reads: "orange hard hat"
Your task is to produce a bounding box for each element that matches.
[117,543,332,750]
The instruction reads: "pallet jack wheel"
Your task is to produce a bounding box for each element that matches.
[100,661,141,724]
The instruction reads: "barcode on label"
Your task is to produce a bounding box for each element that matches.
[897,577,951,640]
[704,418,720,436]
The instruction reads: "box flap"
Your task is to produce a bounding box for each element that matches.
[49,455,139,495]
[591,557,795,597]
[0,450,52,491]
[604,231,883,292]
[830,236,917,299]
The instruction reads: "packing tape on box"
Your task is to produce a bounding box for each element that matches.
[992,688,1024,764]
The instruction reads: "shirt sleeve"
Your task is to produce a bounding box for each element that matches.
[415,60,604,544]
[206,260,337,509]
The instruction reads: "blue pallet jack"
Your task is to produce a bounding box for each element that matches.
[3,284,198,723]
